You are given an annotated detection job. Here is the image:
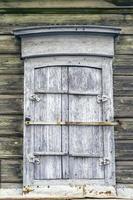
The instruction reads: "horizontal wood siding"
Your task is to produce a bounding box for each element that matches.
[0,0,132,188]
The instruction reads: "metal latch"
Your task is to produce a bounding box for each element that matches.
[25,121,118,126]
[25,116,31,125]
[28,154,40,164]
[97,95,109,103]
[29,94,40,102]
[99,158,110,166]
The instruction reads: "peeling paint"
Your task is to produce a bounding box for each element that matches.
[0,184,133,198]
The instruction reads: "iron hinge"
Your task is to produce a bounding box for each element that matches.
[99,158,110,166]
[29,94,40,102]
[97,95,109,103]
[28,154,40,164]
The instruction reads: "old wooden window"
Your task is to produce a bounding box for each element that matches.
[14,26,120,196]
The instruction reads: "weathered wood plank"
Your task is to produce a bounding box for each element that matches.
[0,75,23,94]
[1,160,22,183]
[0,84,133,115]
[1,160,133,186]
[0,115,23,137]
[0,137,23,157]
[0,183,22,189]
[0,26,132,35]
[101,58,115,185]
[0,0,116,9]
[1,116,132,140]
[1,54,133,76]
[115,140,133,161]
[0,143,133,185]
[0,55,23,75]
[0,14,131,34]
[0,95,23,115]
[113,55,133,75]
[0,117,132,162]
[114,76,133,96]
[0,8,133,14]
[116,161,133,183]
[114,55,133,67]
[0,35,20,54]
[107,0,133,6]
[122,26,133,34]
[115,35,133,55]
[22,34,114,57]
[0,54,132,76]
[0,76,132,96]
[1,55,133,77]
[1,35,133,57]
[115,118,133,140]
[114,97,133,117]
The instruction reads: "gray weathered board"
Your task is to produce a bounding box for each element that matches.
[13,26,120,196]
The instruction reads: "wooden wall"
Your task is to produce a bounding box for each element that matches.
[0,0,133,188]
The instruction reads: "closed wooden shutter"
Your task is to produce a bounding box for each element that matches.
[24,57,115,186]
[14,26,120,196]
[32,65,104,180]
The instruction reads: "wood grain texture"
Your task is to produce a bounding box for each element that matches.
[0,55,23,75]
[1,139,133,185]
[115,35,133,55]
[116,161,133,183]
[0,0,132,188]
[115,118,133,140]
[114,55,133,67]
[22,34,114,57]
[31,64,104,181]
[113,55,133,75]
[0,115,23,137]
[101,58,115,185]
[23,61,34,185]
[1,54,133,76]
[1,159,22,183]
[0,183,22,188]
[0,0,117,9]
[0,116,133,139]
[107,0,133,6]
[0,75,23,94]
[0,137,22,157]
[115,140,133,161]
[114,76,133,96]
[2,35,133,56]
[0,95,23,115]
[0,14,131,34]
[0,8,133,15]
[114,97,133,117]
[0,35,20,54]
[0,0,132,8]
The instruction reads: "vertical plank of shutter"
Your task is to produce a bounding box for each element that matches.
[102,57,115,185]
[61,67,69,179]
[68,66,104,179]
[24,61,34,185]
[34,67,62,179]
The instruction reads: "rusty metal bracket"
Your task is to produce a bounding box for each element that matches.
[25,121,118,126]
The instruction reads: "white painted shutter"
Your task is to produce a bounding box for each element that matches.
[25,64,106,181]
[14,26,121,194]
